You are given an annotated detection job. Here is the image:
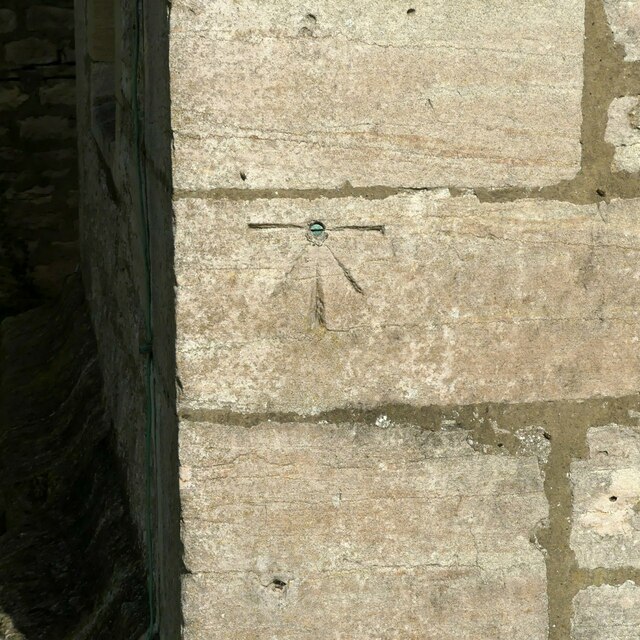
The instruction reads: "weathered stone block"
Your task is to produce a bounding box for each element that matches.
[606,96,640,173]
[0,85,29,111]
[26,6,74,33]
[4,38,57,66]
[19,116,75,141]
[0,9,17,34]
[180,419,548,639]
[572,582,640,639]
[571,425,640,569]
[605,0,640,61]
[39,80,76,106]
[175,193,640,413]
[170,0,584,190]
[87,0,114,62]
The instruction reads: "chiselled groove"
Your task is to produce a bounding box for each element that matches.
[248,222,305,230]
[326,245,364,295]
[332,224,386,234]
[313,263,326,328]
[270,246,308,298]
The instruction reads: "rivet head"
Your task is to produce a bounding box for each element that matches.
[309,221,325,236]
[307,221,327,244]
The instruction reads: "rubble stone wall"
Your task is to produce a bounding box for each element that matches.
[0,0,78,319]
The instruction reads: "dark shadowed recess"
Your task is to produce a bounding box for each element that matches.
[0,275,147,639]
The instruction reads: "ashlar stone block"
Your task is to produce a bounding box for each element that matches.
[170,0,584,190]
[571,425,640,569]
[605,96,640,173]
[39,80,76,106]
[605,0,640,61]
[175,193,640,413]
[4,38,57,66]
[0,10,17,34]
[572,582,640,640]
[180,420,548,639]
[0,85,29,111]
[26,6,74,33]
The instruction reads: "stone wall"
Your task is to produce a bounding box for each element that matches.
[169,0,640,638]
[0,0,78,319]
[75,0,179,635]
[0,276,148,639]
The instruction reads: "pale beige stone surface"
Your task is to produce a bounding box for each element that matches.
[180,420,548,639]
[572,582,640,640]
[604,0,640,61]
[170,0,584,190]
[606,96,640,172]
[571,425,640,568]
[175,193,640,413]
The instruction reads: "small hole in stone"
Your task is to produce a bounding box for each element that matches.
[240,172,247,181]
[543,431,551,441]
[596,188,605,197]
[610,496,618,502]
[307,13,317,21]
[309,221,326,237]
[271,578,287,590]
[497,443,504,448]
[407,8,416,14]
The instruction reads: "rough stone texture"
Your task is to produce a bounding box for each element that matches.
[69,0,640,635]
[604,0,640,61]
[86,0,115,62]
[0,277,148,639]
[0,85,29,110]
[572,582,640,639]
[39,79,75,105]
[0,0,78,319]
[4,37,57,65]
[26,5,74,32]
[180,419,548,639]
[606,96,640,173]
[19,115,75,140]
[76,0,181,634]
[571,425,640,568]
[175,193,640,413]
[0,10,17,34]
[170,0,584,190]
